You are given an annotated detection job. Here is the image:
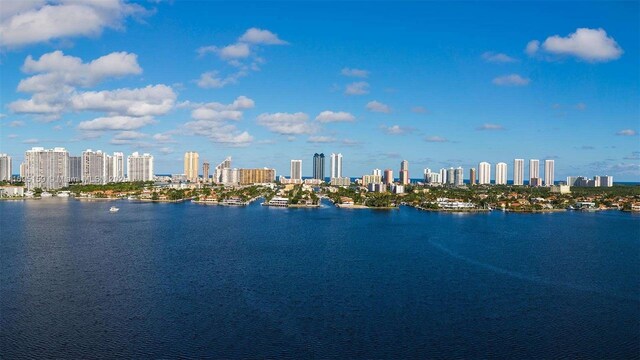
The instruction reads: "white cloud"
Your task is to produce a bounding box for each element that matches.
[341,67,369,78]
[315,111,355,123]
[77,115,155,131]
[366,100,391,113]
[381,125,413,135]
[527,28,623,62]
[525,40,540,56]
[477,123,505,131]
[70,85,176,116]
[482,52,518,63]
[239,28,288,45]
[195,70,246,89]
[188,96,255,121]
[492,74,530,86]
[183,121,253,146]
[345,81,369,95]
[0,0,149,48]
[152,133,174,142]
[8,120,26,127]
[307,136,336,143]
[616,129,637,136]
[424,136,448,143]
[257,112,317,135]
[22,138,39,144]
[182,96,254,146]
[113,131,147,140]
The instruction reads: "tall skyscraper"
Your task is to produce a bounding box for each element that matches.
[238,168,276,185]
[127,152,154,181]
[454,167,464,186]
[495,162,507,185]
[313,153,325,180]
[529,159,540,184]
[0,154,12,181]
[202,162,210,182]
[373,169,382,177]
[478,162,491,184]
[446,167,455,185]
[383,169,393,184]
[439,168,447,184]
[82,149,106,184]
[399,160,409,185]
[469,168,477,185]
[544,159,555,186]
[330,153,343,179]
[112,152,125,182]
[598,175,613,187]
[184,151,199,182]
[69,156,82,183]
[214,157,232,184]
[290,160,302,181]
[24,147,69,190]
[513,159,524,186]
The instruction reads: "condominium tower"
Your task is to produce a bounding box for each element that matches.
[330,153,343,179]
[478,162,491,185]
[184,151,199,182]
[495,162,507,185]
[529,159,540,183]
[544,159,555,186]
[513,159,524,186]
[313,153,325,180]
[399,160,409,185]
[290,160,302,181]
[127,152,154,181]
[24,147,69,190]
[0,154,12,181]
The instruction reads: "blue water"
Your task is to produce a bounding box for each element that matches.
[1,199,639,358]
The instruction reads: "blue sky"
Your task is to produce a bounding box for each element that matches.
[1,1,638,180]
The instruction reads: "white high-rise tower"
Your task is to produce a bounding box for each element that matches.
[478,162,491,184]
[330,153,343,179]
[544,159,555,186]
[513,159,524,185]
[495,162,507,185]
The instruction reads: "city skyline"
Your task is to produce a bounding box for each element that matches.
[0,2,638,180]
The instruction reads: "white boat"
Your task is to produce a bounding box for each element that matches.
[109,206,120,213]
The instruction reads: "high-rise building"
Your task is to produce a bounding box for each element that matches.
[544,159,554,186]
[598,175,613,187]
[19,162,27,179]
[330,153,343,179]
[383,169,393,184]
[373,168,382,177]
[203,162,210,182]
[184,151,199,182]
[239,168,276,185]
[0,154,12,181]
[290,160,302,181]
[104,154,113,184]
[214,157,232,184]
[495,162,507,185]
[454,167,464,186]
[399,160,409,185]
[82,149,106,184]
[513,159,524,186]
[362,174,382,186]
[111,152,125,182]
[68,156,81,183]
[469,168,477,185]
[313,153,325,180]
[478,162,491,185]
[439,168,447,184]
[529,159,540,184]
[127,152,154,181]
[446,167,455,185]
[24,147,69,190]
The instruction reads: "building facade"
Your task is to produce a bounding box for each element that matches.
[290,160,302,181]
[478,162,491,185]
[184,151,199,182]
[330,153,343,179]
[495,162,507,185]
[399,160,409,185]
[313,153,325,180]
[469,168,476,185]
[239,168,276,185]
[513,159,524,185]
[25,147,69,190]
[0,154,12,181]
[544,159,555,186]
[383,169,393,185]
[127,152,154,181]
[82,149,106,184]
[529,159,540,184]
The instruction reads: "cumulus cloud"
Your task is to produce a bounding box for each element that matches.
[8,120,26,127]
[616,129,637,136]
[315,111,355,123]
[77,115,155,131]
[345,81,369,95]
[70,85,176,116]
[424,136,448,143]
[256,112,317,135]
[0,0,150,48]
[238,28,288,45]
[196,27,287,87]
[182,96,255,146]
[381,125,414,135]
[476,123,505,131]
[482,52,518,63]
[492,74,530,86]
[341,67,369,78]
[526,28,623,62]
[366,100,391,113]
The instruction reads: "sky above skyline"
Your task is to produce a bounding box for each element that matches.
[0,1,639,180]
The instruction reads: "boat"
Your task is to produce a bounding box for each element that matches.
[109,206,120,213]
